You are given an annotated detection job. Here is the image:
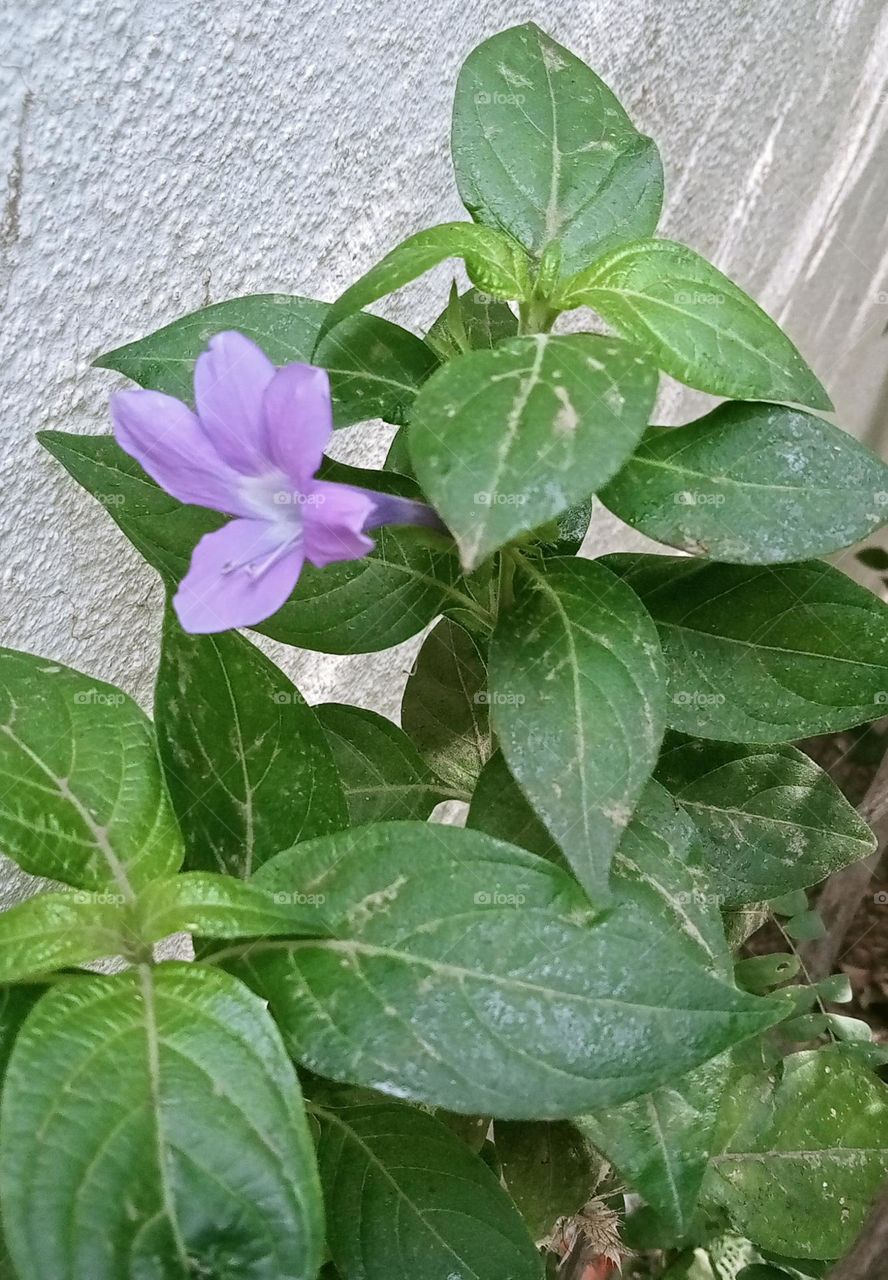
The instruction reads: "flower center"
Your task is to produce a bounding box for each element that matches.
[238,468,307,525]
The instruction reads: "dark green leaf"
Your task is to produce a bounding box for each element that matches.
[257,528,481,654]
[857,546,888,570]
[315,702,457,823]
[704,1048,888,1259]
[600,402,888,562]
[425,286,519,359]
[452,23,663,276]
[495,1120,597,1240]
[577,1055,729,1237]
[489,556,666,904]
[656,738,875,906]
[316,1101,542,1279]
[41,432,471,654]
[96,293,438,428]
[155,616,346,877]
[555,240,830,410]
[0,648,181,895]
[409,335,657,569]
[734,955,801,994]
[605,555,888,741]
[0,965,323,1279]
[401,617,491,791]
[233,822,781,1118]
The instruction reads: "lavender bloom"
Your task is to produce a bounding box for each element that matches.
[111,331,443,634]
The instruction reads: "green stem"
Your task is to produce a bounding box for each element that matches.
[517,299,559,335]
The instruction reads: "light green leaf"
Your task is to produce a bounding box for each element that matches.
[0,964,323,1280]
[452,23,664,276]
[230,821,781,1118]
[316,1101,542,1279]
[489,556,666,904]
[0,648,182,895]
[600,402,888,562]
[604,555,888,741]
[136,872,331,941]
[556,240,830,410]
[315,702,458,824]
[0,891,132,982]
[409,334,658,569]
[401,617,491,791]
[39,431,477,654]
[656,739,875,907]
[495,1120,598,1240]
[425,286,519,359]
[96,293,439,428]
[577,1055,729,1237]
[322,223,531,341]
[155,616,346,877]
[703,1048,888,1259]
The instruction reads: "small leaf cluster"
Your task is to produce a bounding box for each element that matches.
[4,21,888,1280]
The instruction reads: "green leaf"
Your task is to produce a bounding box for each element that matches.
[489,556,666,904]
[783,909,826,941]
[600,402,888,562]
[734,955,801,994]
[409,334,658,569]
[39,430,477,654]
[555,240,830,409]
[704,1048,888,1259]
[613,780,731,976]
[401,617,491,791]
[322,223,531,342]
[136,872,332,941]
[40,430,223,583]
[234,821,781,1118]
[155,616,346,877]
[495,1120,597,1240]
[468,759,729,973]
[0,964,323,1279]
[0,648,182,896]
[96,293,439,428]
[315,702,457,823]
[315,1101,542,1279]
[257,527,481,654]
[0,891,136,982]
[577,1055,729,1237]
[605,555,888,740]
[656,738,876,906]
[425,286,519,359]
[451,23,664,276]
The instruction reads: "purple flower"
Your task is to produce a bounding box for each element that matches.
[111,331,442,633]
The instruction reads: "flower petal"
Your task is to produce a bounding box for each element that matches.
[173,519,304,633]
[194,331,276,473]
[112,389,249,514]
[303,481,376,568]
[263,363,333,488]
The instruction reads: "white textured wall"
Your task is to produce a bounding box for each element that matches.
[3,0,888,723]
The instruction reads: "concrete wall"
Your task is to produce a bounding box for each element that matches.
[3,0,888,724]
